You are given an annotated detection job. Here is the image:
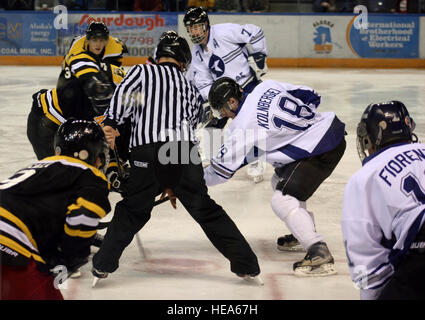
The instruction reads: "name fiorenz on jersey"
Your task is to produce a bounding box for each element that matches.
[379,147,425,186]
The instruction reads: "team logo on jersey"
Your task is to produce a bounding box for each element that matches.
[208,54,225,77]
[313,20,334,54]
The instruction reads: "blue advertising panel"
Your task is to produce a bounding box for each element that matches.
[347,14,419,58]
[0,12,178,57]
[0,13,56,56]
[58,13,178,57]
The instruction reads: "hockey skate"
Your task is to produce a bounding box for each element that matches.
[237,272,264,286]
[277,234,306,252]
[91,267,108,288]
[293,241,336,277]
[247,160,265,183]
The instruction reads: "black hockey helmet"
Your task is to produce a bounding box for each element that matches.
[357,100,416,161]
[54,119,110,173]
[183,7,209,44]
[83,72,115,115]
[183,7,209,27]
[159,30,178,42]
[156,35,191,71]
[208,77,243,112]
[86,21,109,40]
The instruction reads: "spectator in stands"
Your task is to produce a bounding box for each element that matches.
[187,0,215,11]
[163,0,187,11]
[5,0,34,9]
[242,0,269,12]
[313,0,337,11]
[106,0,134,10]
[59,0,87,10]
[34,0,58,10]
[134,0,162,11]
[214,0,240,11]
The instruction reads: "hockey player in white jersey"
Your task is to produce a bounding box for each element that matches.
[183,7,268,183]
[206,77,346,276]
[342,101,425,300]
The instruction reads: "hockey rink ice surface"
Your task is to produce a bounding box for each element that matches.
[0,66,424,301]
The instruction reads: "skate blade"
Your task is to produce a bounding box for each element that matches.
[92,277,101,288]
[70,270,82,278]
[240,275,264,286]
[276,245,306,253]
[294,263,337,277]
[248,175,264,183]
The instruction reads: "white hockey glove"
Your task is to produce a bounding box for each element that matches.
[248,52,268,80]
[198,102,214,129]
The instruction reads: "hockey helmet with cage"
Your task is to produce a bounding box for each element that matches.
[183,7,209,44]
[54,119,110,173]
[83,72,115,115]
[155,35,191,71]
[208,77,243,112]
[357,100,416,161]
[86,21,109,40]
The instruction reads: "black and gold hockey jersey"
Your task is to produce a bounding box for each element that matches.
[0,156,110,272]
[34,64,126,128]
[57,35,127,89]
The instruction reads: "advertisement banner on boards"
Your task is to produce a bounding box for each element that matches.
[58,13,178,57]
[346,14,419,58]
[0,12,178,57]
[0,12,56,56]
[294,14,419,59]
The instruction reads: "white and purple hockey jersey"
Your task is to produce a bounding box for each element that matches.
[187,23,267,101]
[203,80,345,186]
[342,142,425,299]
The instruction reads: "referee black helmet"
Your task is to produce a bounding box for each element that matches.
[156,34,191,71]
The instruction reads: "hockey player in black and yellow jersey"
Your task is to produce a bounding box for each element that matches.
[0,119,111,300]
[57,21,128,90]
[27,63,127,160]
[27,63,130,197]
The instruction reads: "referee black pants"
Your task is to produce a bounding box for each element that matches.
[93,143,260,276]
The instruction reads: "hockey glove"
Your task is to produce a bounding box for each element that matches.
[106,161,129,194]
[198,102,214,128]
[248,52,268,80]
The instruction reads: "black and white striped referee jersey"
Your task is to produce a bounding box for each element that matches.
[103,62,202,148]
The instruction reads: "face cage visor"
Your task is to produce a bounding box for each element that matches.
[356,121,370,162]
[186,23,207,44]
[98,140,110,174]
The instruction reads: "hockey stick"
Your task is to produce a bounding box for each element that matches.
[97,196,170,229]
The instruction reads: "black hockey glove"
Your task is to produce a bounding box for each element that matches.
[106,160,130,194]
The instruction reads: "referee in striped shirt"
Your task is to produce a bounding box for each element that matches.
[92,33,260,282]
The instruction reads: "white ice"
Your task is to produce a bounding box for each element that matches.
[0,66,424,300]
